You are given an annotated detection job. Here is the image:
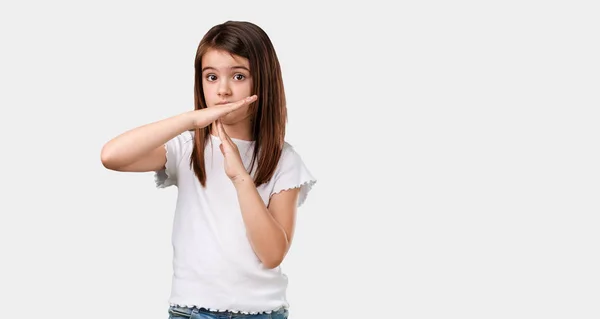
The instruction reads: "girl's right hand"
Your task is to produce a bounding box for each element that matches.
[192,95,257,129]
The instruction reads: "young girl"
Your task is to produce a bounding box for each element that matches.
[101,21,316,318]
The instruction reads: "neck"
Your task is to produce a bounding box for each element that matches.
[211,119,253,141]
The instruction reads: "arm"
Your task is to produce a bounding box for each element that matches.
[100,95,256,171]
[233,174,300,269]
[213,119,300,268]
[101,111,195,171]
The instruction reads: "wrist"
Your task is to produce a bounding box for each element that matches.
[185,109,211,130]
[179,110,199,130]
[232,173,252,187]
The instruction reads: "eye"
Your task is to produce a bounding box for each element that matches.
[233,73,246,81]
[206,74,217,81]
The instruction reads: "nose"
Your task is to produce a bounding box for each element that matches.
[217,79,232,97]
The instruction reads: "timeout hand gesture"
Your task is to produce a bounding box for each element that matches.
[215,119,248,182]
[193,95,257,129]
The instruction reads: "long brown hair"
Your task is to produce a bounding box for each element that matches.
[190,21,287,187]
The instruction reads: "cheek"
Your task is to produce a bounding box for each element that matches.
[237,81,252,96]
[202,84,215,97]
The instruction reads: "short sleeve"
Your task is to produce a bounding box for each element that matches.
[154,131,193,188]
[270,144,317,207]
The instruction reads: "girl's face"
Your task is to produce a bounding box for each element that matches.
[201,48,254,125]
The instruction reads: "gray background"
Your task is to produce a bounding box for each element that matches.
[1,1,598,318]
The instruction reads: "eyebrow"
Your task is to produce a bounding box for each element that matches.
[202,66,250,73]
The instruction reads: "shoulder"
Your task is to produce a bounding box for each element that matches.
[278,142,302,166]
[272,141,313,177]
[282,141,295,155]
[269,141,317,207]
[164,130,195,163]
[178,130,195,143]
[167,130,195,148]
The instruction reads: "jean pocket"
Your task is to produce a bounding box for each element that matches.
[168,306,192,319]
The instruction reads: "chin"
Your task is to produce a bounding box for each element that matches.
[219,114,237,124]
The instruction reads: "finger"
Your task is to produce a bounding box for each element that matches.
[215,120,225,142]
[222,123,235,145]
[228,95,257,111]
[216,120,233,147]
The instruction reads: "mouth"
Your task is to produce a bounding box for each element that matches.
[215,101,231,106]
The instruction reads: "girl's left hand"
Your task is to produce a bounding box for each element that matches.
[215,120,248,181]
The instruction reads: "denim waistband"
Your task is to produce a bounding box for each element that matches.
[168,304,288,318]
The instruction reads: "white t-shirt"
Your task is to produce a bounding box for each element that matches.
[154,130,316,314]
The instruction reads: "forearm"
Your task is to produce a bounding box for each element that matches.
[233,174,288,268]
[101,111,196,167]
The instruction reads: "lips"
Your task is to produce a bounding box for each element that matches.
[215,101,231,105]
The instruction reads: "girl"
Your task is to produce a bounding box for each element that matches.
[101,21,316,318]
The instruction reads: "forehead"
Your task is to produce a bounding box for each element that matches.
[201,48,249,70]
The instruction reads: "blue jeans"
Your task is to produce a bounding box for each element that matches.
[167,305,289,319]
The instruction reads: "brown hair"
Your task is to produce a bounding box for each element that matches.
[190,21,287,187]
